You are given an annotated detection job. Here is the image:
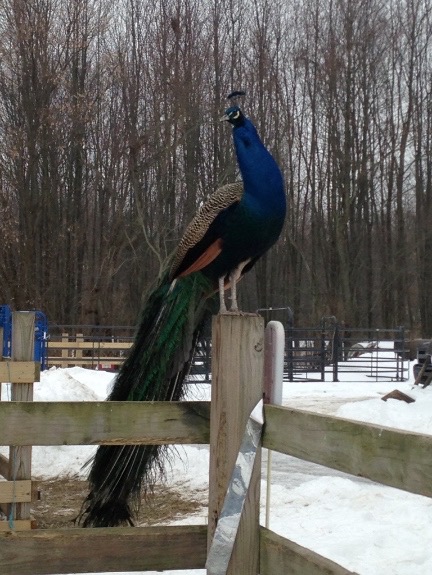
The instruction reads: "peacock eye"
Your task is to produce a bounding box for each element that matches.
[231,111,240,119]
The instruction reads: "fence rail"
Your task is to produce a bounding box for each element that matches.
[0,401,210,446]
[1,401,430,498]
[0,525,208,574]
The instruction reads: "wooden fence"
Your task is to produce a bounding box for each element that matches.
[1,315,431,574]
[47,333,132,368]
[0,312,38,531]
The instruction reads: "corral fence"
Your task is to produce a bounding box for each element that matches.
[1,313,431,574]
[285,324,409,382]
[258,309,411,382]
[46,323,212,379]
[47,319,411,383]
[46,324,135,370]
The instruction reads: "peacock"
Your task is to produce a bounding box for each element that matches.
[77,92,286,527]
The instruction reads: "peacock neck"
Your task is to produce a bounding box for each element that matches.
[232,119,285,215]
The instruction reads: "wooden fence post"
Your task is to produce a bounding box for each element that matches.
[61,332,68,366]
[9,311,35,521]
[207,314,264,574]
[76,333,84,365]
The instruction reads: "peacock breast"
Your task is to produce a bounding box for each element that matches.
[222,200,285,259]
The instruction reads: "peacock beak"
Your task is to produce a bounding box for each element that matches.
[220,113,229,122]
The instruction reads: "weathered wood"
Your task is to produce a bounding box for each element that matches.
[0,480,32,503]
[0,362,40,384]
[0,401,210,445]
[48,340,132,350]
[75,333,83,363]
[263,405,432,497]
[381,389,415,403]
[47,333,132,368]
[0,525,207,575]
[260,528,359,575]
[208,314,264,575]
[0,453,9,478]
[47,333,132,367]
[0,520,32,532]
[10,312,35,520]
[11,312,35,364]
[47,356,124,366]
[61,332,68,362]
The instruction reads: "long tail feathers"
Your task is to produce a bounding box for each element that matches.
[76,272,214,527]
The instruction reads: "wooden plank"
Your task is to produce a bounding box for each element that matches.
[47,341,132,350]
[11,312,35,364]
[260,527,359,575]
[0,362,40,384]
[61,333,68,362]
[0,401,210,445]
[47,356,124,364]
[208,315,264,575]
[263,405,432,498]
[0,454,9,479]
[10,312,35,521]
[0,524,207,575]
[0,520,32,532]
[0,480,32,503]
[75,333,83,362]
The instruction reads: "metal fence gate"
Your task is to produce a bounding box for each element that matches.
[285,322,408,382]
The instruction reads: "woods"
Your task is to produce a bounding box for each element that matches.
[0,0,431,334]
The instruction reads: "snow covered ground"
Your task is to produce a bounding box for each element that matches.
[2,346,432,575]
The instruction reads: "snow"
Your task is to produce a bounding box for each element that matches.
[2,349,432,574]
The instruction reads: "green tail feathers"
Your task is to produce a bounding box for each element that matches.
[77,272,215,527]
[109,272,214,402]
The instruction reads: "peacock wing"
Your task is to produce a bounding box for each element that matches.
[170,181,243,278]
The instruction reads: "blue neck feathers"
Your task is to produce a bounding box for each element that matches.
[232,118,285,216]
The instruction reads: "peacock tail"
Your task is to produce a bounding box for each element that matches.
[77,271,215,527]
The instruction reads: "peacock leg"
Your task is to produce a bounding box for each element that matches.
[229,259,251,312]
[229,267,242,312]
[219,276,227,313]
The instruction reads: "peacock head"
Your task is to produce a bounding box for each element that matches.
[221,106,245,127]
[221,90,246,126]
